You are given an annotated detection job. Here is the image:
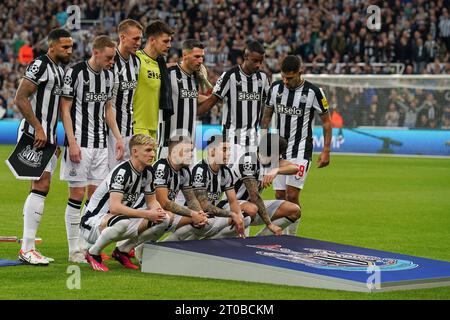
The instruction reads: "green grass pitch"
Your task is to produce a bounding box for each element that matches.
[0,144,449,300]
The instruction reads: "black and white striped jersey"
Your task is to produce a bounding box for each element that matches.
[20,54,64,145]
[266,80,329,160]
[152,158,192,201]
[230,152,264,201]
[158,64,199,147]
[213,65,270,146]
[112,50,140,137]
[191,159,234,206]
[81,161,155,227]
[62,61,114,148]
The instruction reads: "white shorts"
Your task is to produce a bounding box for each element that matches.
[60,147,109,187]
[273,158,311,190]
[219,199,283,226]
[108,134,131,171]
[81,214,144,244]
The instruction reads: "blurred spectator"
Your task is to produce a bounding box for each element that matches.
[384,103,400,127]
[330,107,344,128]
[18,40,34,65]
[0,0,449,126]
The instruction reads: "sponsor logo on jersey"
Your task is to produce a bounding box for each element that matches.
[247,245,418,271]
[180,89,198,99]
[207,191,221,202]
[119,80,138,91]
[147,70,161,80]
[237,91,261,101]
[276,104,304,116]
[125,192,139,203]
[84,92,109,102]
[18,146,43,168]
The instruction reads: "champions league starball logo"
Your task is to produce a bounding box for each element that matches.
[247,245,418,272]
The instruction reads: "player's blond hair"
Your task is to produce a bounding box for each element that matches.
[118,19,143,35]
[92,35,117,51]
[129,134,156,154]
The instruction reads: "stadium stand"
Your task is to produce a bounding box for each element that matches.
[0,0,449,128]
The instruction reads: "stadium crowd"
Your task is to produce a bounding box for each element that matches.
[0,0,449,128]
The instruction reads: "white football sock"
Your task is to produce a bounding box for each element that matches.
[286,218,300,236]
[117,218,170,252]
[21,190,46,252]
[78,200,91,253]
[89,219,130,256]
[65,198,82,254]
[256,217,293,236]
[209,216,251,239]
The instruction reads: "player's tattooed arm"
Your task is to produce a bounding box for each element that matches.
[194,189,231,217]
[182,187,204,212]
[260,105,274,129]
[163,200,194,217]
[243,178,271,226]
[156,187,193,217]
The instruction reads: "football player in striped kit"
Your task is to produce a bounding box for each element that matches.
[108,19,143,170]
[60,36,125,263]
[14,28,73,265]
[167,135,246,240]
[222,132,301,236]
[260,55,332,236]
[157,39,205,163]
[197,41,271,164]
[81,134,169,272]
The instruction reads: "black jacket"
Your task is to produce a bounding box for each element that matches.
[157,55,174,118]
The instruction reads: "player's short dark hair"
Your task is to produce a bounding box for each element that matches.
[182,39,205,51]
[144,20,174,39]
[281,55,302,73]
[48,28,71,44]
[245,40,265,55]
[206,134,226,148]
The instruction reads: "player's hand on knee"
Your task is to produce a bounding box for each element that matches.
[230,212,245,238]
[69,143,82,163]
[192,211,208,227]
[145,208,167,223]
[268,223,282,235]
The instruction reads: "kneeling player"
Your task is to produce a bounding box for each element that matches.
[169,135,246,240]
[80,134,169,271]
[153,136,210,241]
[221,133,301,236]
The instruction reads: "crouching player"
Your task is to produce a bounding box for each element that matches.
[169,135,246,240]
[80,134,170,271]
[220,133,301,236]
[153,136,211,241]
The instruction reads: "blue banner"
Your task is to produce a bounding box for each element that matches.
[158,235,450,285]
[1,120,449,156]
